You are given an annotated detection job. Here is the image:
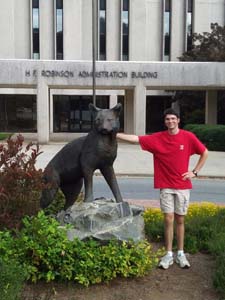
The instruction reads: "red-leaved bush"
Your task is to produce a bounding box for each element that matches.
[0,134,47,229]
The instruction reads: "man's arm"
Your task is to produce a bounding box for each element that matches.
[182,149,208,180]
[192,148,208,174]
[116,133,139,144]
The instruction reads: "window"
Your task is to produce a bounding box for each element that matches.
[53,95,109,132]
[0,95,37,132]
[122,0,129,61]
[99,0,106,60]
[163,0,171,61]
[32,0,40,59]
[186,0,193,51]
[56,0,63,59]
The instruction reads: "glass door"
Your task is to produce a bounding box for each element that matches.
[53,95,109,133]
[68,96,92,132]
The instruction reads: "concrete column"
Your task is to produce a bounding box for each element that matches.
[106,0,120,60]
[130,0,147,60]
[133,84,146,135]
[145,0,162,60]
[81,0,92,60]
[37,79,49,143]
[124,89,134,134]
[109,94,118,108]
[205,90,218,125]
[170,0,185,61]
[39,0,54,59]
[64,0,82,60]
[124,85,146,135]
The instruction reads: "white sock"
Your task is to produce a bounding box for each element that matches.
[167,251,173,257]
[177,250,184,256]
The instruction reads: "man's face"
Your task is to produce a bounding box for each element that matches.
[164,114,180,130]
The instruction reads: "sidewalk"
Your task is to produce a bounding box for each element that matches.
[35,142,225,178]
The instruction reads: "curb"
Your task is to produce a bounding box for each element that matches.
[94,172,225,180]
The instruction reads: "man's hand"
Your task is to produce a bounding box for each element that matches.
[182,171,196,180]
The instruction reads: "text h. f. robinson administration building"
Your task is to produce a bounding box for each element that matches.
[0,0,224,143]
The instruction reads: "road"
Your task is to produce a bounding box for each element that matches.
[92,176,225,205]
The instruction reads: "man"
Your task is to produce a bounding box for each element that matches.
[117,108,208,269]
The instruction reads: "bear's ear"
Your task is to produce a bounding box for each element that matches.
[89,103,100,113]
[112,103,122,115]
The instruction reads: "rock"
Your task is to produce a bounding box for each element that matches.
[56,198,145,242]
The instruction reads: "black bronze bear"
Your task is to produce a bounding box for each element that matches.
[40,103,123,209]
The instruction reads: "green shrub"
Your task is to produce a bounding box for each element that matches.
[43,189,66,215]
[184,215,215,253]
[206,209,225,256]
[0,133,10,141]
[1,202,224,293]
[144,208,164,242]
[184,124,225,151]
[0,259,27,300]
[213,253,225,298]
[0,211,161,287]
[183,108,205,124]
[207,232,225,256]
[43,191,84,216]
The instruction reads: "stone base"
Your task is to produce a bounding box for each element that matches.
[56,198,145,242]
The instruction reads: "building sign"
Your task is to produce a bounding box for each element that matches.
[78,71,128,78]
[41,70,74,78]
[78,71,158,79]
[25,69,158,79]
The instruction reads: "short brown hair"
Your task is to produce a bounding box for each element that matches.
[163,108,180,119]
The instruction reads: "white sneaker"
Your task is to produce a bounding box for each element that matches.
[176,254,191,268]
[158,253,174,269]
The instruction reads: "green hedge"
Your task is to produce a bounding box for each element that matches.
[184,124,225,151]
[0,212,160,287]
[0,259,27,300]
[0,133,10,141]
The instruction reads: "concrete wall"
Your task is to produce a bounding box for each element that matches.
[14,0,31,59]
[1,0,225,61]
[194,0,225,33]
[0,0,30,59]
[0,0,15,58]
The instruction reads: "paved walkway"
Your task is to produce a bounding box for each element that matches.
[36,142,225,178]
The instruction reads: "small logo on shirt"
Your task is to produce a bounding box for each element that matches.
[180,145,184,150]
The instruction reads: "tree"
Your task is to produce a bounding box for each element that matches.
[174,23,225,125]
[179,23,225,61]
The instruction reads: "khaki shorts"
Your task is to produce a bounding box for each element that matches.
[160,189,190,215]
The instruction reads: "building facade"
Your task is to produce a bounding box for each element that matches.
[0,0,224,143]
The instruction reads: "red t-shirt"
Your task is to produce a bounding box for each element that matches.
[139,129,206,189]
